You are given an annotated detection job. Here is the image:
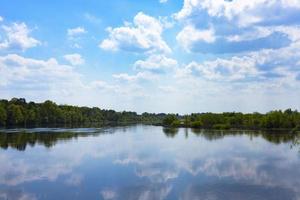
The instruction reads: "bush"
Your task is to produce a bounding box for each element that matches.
[291,125,300,133]
[171,119,181,127]
[213,124,231,130]
[191,121,203,128]
[163,115,178,127]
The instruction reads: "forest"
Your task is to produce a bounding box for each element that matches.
[163,111,300,131]
[0,98,164,127]
[0,98,300,131]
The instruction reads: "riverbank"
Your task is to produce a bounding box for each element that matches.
[1,98,300,133]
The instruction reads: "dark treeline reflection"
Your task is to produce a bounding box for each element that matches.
[163,128,300,146]
[0,130,108,151]
[163,127,179,138]
[1,127,300,151]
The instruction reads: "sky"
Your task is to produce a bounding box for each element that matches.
[0,0,300,114]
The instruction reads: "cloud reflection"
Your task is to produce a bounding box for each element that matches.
[0,126,299,199]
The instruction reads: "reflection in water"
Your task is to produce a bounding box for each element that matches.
[181,182,296,200]
[162,128,179,138]
[0,131,100,151]
[0,128,117,151]
[0,125,299,200]
[0,189,36,200]
[191,128,300,144]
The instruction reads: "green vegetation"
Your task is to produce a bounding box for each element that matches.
[162,114,181,127]
[162,110,300,131]
[0,98,161,127]
[1,98,300,131]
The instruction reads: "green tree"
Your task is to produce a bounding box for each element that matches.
[0,104,7,126]
[7,104,24,125]
[163,114,180,127]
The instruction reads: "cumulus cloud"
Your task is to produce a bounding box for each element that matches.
[159,0,168,3]
[175,0,300,26]
[90,80,119,92]
[64,53,85,66]
[113,72,157,82]
[176,57,258,82]
[84,13,102,24]
[0,54,83,96]
[176,25,216,51]
[64,174,83,186]
[134,54,177,73]
[101,189,117,200]
[159,85,176,93]
[0,22,41,51]
[1,2,300,113]
[67,27,86,37]
[176,40,300,83]
[100,12,171,54]
[66,27,87,49]
[0,16,3,22]
[0,53,152,110]
[0,190,37,200]
[175,0,300,53]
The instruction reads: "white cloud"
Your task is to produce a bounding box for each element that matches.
[101,189,117,200]
[159,16,175,29]
[100,12,171,54]
[226,27,273,42]
[71,43,81,49]
[0,54,83,94]
[0,190,37,200]
[159,0,168,3]
[0,22,41,51]
[0,16,3,22]
[90,80,119,92]
[175,0,300,26]
[67,27,87,48]
[174,0,300,53]
[67,27,86,37]
[176,39,300,83]
[176,57,259,81]
[226,26,300,43]
[84,13,101,24]
[0,54,152,111]
[134,55,177,72]
[64,53,85,66]
[64,174,83,186]
[159,85,176,93]
[176,25,216,51]
[113,72,156,82]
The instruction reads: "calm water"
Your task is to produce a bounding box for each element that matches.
[0,125,300,200]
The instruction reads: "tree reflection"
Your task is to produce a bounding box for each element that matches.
[0,131,105,151]
[162,127,179,138]
[163,127,300,146]
[291,137,300,152]
[1,127,300,151]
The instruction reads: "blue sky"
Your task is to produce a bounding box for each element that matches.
[0,0,300,113]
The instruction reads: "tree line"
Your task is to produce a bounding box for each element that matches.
[1,98,299,131]
[163,110,300,131]
[0,98,164,127]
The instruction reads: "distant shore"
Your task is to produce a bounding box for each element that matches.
[0,98,299,133]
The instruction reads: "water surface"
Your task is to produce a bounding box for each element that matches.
[0,125,299,200]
